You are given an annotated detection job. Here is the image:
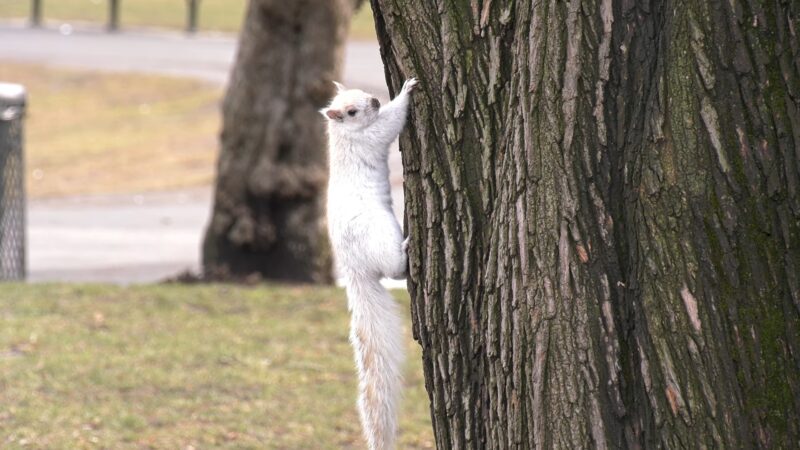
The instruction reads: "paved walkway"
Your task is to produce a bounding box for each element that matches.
[1,23,405,284]
[28,186,404,285]
[0,23,390,95]
[28,189,210,283]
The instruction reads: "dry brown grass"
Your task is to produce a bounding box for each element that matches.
[0,0,377,40]
[0,63,222,198]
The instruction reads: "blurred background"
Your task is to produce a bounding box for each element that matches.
[0,1,429,448]
[0,0,403,284]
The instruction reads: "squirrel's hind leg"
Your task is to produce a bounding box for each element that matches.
[365,214,406,280]
[386,247,408,280]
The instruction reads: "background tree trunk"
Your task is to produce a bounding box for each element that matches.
[371,0,799,448]
[203,0,362,283]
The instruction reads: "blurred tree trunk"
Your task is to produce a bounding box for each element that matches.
[203,0,362,282]
[371,0,800,448]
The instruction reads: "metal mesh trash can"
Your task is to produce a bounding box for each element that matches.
[0,83,26,281]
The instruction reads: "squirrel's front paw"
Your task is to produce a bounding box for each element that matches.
[401,78,419,95]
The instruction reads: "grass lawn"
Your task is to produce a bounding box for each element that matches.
[0,283,433,449]
[0,63,222,198]
[0,0,377,40]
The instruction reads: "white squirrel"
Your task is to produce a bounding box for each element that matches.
[321,78,418,450]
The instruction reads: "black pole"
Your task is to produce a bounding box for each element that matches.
[108,0,119,32]
[186,0,199,34]
[31,0,42,27]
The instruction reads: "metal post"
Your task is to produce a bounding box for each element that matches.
[0,83,27,281]
[108,0,120,32]
[186,0,199,34]
[31,0,42,27]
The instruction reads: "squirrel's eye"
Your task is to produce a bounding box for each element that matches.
[347,109,357,116]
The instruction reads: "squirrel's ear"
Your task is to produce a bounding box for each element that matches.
[333,81,346,92]
[322,108,344,121]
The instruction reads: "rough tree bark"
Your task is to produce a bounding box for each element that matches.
[371,0,799,448]
[203,0,362,282]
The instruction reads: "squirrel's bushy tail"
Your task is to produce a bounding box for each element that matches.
[345,273,404,450]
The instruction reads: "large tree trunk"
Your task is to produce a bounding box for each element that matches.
[371,0,799,448]
[203,0,361,283]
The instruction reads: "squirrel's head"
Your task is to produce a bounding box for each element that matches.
[320,81,381,129]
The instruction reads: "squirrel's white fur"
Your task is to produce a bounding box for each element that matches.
[322,78,418,450]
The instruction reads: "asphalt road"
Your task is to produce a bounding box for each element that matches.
[27,189,211,284]
[0,23,390,96]
[0,23,405,284]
